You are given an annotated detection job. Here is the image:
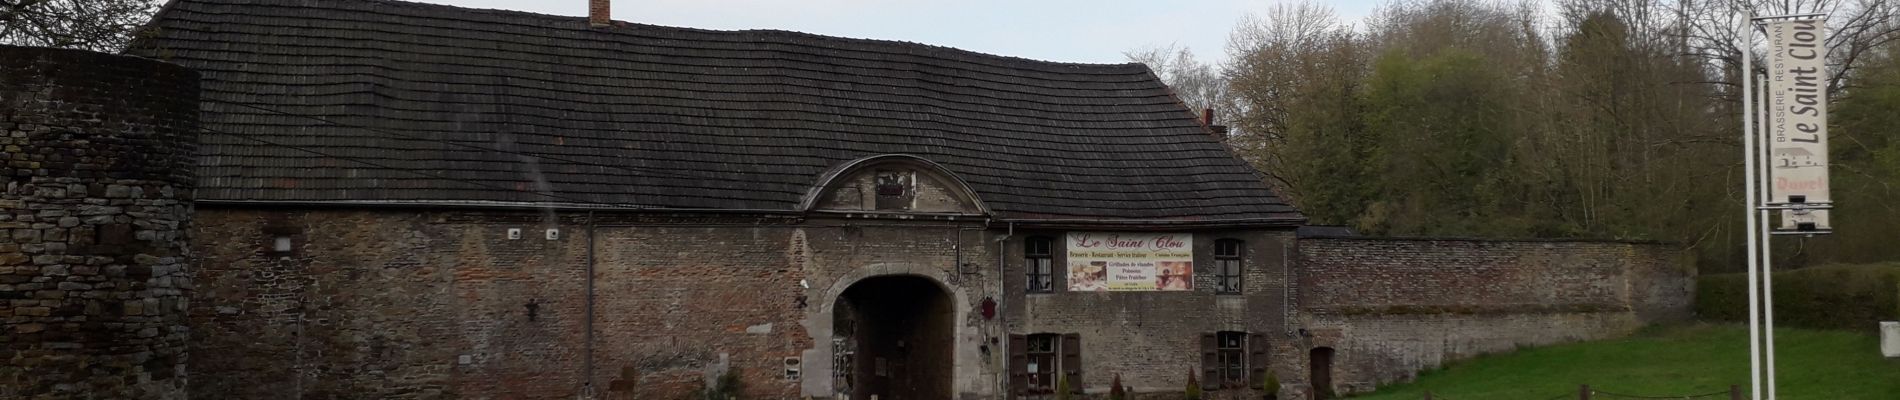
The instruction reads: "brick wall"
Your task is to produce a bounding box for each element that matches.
[1294,237,1693,395]
[191,210,587,399]
[189,209,1009,400]
[0,46,199,400]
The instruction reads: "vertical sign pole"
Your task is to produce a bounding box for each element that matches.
[1740,12,1764,400]
[1755,64,1770,400]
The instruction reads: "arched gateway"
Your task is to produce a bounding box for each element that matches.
[831,275,956,400]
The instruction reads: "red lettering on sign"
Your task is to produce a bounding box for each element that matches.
[1072,234,1102,248]
[1776,177,1824,191]
[1105,235,1144,249]
[1151,235,1185,251]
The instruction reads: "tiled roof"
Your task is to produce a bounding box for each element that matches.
[129,0,1303,223]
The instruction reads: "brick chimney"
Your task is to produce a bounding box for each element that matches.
[589,0,610,27]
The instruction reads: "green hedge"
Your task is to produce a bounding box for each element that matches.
[1696,263,1900,331]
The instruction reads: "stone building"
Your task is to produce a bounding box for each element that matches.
[2,0,1690,399]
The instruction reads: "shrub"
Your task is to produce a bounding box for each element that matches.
[1695,263,1900,331]
[1110,374,1127,400]
[1056,376,1072,400]
[1185,370,1202,400]
[1259,372,1280,399]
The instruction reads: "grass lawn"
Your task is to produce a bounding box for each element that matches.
[1350,323,1900,400]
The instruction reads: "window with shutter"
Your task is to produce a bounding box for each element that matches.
[1026,334,1060,394]
[1015,333,1081,396]
[1217,332,1247,388]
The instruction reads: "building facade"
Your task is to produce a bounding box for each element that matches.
[4,0,1697,399]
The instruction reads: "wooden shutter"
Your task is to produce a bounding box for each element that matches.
[1250,333,1271,389]
[1200,332,1218,388]
[1062,333,1083,393]
[1009,334,1028,396]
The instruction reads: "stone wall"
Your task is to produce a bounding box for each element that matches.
[0,46,199,400]
[1294,237,1693,395]
[1007,230,1299,397]
[188,206,1325,400]
[183,207,1693,400]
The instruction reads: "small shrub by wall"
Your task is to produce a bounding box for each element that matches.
[1696,263,1900,331]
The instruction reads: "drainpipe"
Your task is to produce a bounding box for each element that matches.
[584,211,597,397]
[954,228,962,275]
[992,220,1013,397]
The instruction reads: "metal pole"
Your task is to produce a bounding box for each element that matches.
[1758,66,1780,400]
[1740,11,1764,400]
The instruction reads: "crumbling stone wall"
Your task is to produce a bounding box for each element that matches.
[0,46,199,400]
[1295,237,1692,395]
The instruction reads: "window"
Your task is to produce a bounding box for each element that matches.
[1202,331,1267,390]
[1026,237,1054,293]
[1012,333,1081,396]
[1215,239,1243,294]
[1217,332,1247,387]
[1026,334,1059,393]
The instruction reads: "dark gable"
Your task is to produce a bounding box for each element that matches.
[130,0,1301,222]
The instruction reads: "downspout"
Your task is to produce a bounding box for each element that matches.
[993,220,1013,397]
[584,211,598,397]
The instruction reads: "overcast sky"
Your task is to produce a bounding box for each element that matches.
[417,0,1388,65]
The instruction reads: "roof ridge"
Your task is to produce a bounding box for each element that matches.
[185,0,1147,71]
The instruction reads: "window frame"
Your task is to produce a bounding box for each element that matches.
[1025,237,1055,293]
[1214,239,1244,294]
[1025,333,1061,394]
[1216,331,1248,388]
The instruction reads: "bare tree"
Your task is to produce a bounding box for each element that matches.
[1125,43,1235,126]
[1675,0,1900,96]
[1,0,157,52]
[1220,2,1364,221]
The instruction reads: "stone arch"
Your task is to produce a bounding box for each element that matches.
[801,263,974,399]
[799,154,991,215]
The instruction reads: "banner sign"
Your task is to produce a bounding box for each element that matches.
[1766,18,1830,230]
[1065,232,1193,291]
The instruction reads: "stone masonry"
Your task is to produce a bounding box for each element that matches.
[1295,237,1692,395]
[0,46,200,400]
